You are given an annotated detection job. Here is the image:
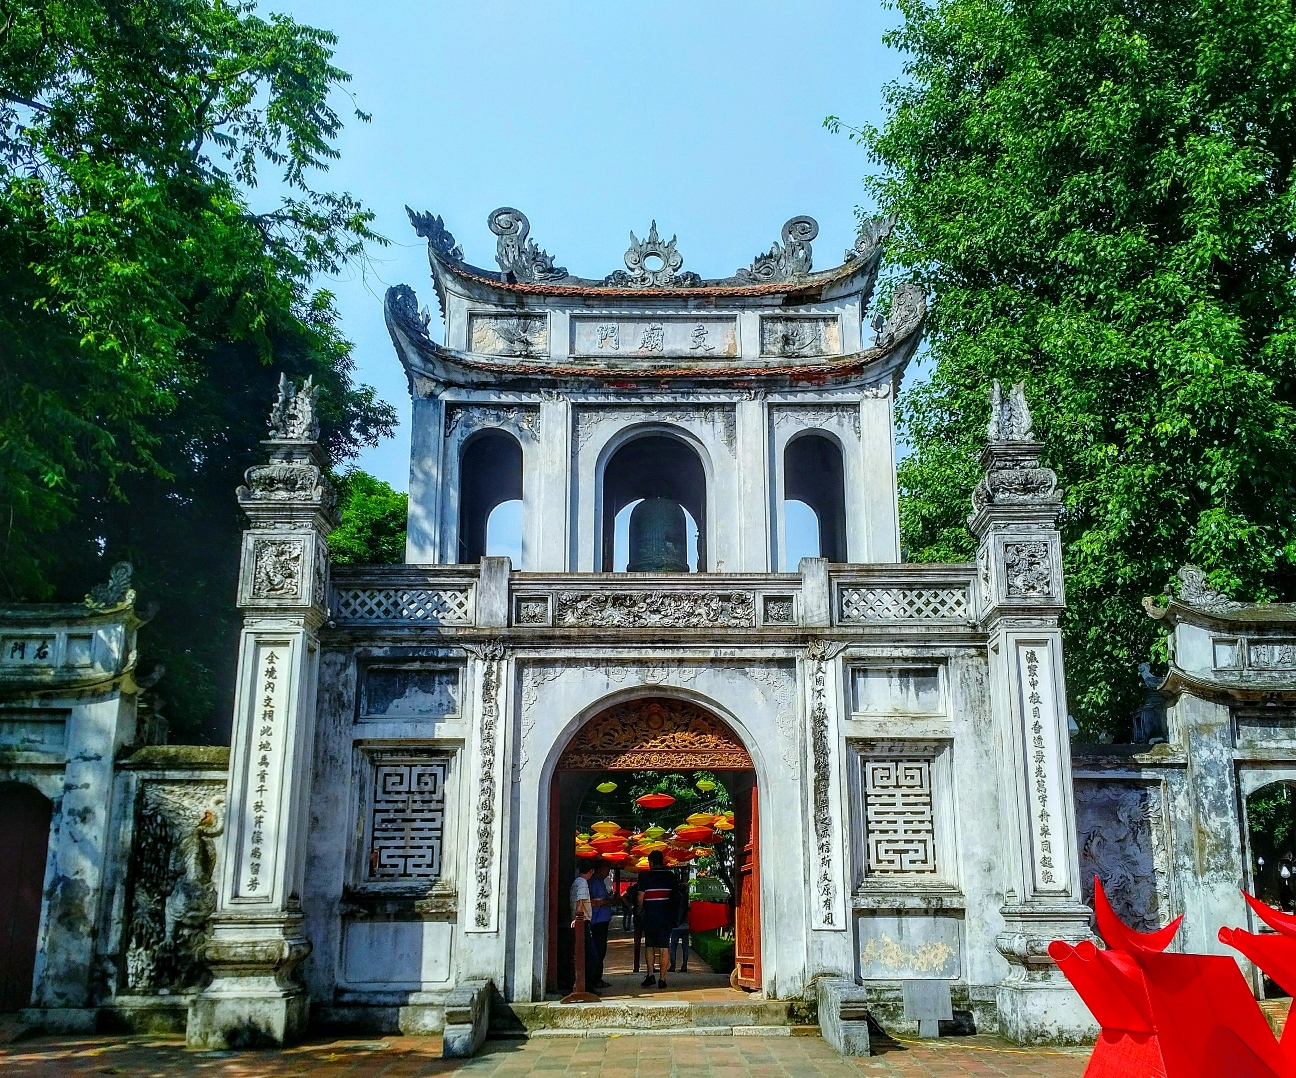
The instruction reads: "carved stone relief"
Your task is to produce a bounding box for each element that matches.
[1074,779,1173,933]
[251,539,304,599]
[467,314,549,358]
[572,405,737,452]
[445,403,541,441]
[806,639,839,927]
[123,782,226,993]
[769,403,861,440]
[554,591,754,628]
[469,641,505,929]
[759,317,841,358]
[1003,541,1053,598]
[406,207,463,261]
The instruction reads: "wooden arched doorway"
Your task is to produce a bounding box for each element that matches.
[0,782,52,1011]
[546,698,760,994]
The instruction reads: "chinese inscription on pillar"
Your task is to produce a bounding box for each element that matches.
[1019,642,1067,893]
[240,642,285,896]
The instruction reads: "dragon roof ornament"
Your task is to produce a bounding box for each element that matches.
[405,206,896,291]
[489,207,568,283]
[736,216,818,283]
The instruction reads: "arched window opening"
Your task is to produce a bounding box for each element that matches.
[611,499,700,572]
[485,499,523,563]
[601,434,707,572]
[782,499,820,572]
[784,433,846,564]
[459,430,523,564]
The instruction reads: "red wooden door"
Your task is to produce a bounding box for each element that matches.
[0,783,51,1011]
[732,777,761,990]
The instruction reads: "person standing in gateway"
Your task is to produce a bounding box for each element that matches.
[569,862,598,992]
[636,850,682,989]
[588,862,614,990]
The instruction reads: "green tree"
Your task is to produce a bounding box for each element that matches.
[833,0,1296,738]
[0,1,395,740]
[329,470,408,565]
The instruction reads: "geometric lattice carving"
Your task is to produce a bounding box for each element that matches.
[369,757,448,879]
[839,586,968,622]
[334,587,472,624]
[863,758,936,873]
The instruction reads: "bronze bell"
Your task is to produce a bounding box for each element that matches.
[627,498,688,572]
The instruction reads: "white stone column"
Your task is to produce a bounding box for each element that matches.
[406,393,444,564]
[189,377,334,1049]
[858,388,900,562]
[535,395,571,571]
[735,397,770,571]
[969,383,1094,1044]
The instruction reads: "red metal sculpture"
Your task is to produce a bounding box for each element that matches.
[1050,878,1296,1077]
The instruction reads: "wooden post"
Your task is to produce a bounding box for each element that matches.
[560,912,600,1003]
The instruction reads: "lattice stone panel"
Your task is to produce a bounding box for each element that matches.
[863,757,937,873]
[334,587,472,624]
[369,757,448,879]
[839,586,968,622]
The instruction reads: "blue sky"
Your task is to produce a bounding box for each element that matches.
[269,1,908,499]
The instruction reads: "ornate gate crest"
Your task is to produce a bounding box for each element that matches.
[557,699,752,771]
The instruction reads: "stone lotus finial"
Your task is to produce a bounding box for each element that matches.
[267,373,320,442]
[86,562,135,612]
[988,381,1035,443]
[488,207,568,283]
[736,216,818,283]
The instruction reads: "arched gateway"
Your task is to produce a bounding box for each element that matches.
[546,698,761,993]
[188,204,1097,1049]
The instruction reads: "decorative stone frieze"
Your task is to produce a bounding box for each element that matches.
[553,589,754,628]
[444,403,541,440]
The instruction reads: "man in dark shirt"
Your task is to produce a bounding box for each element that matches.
[636,850,682,989]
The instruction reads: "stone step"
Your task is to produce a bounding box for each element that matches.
[501,998,800,1035]
[530,1024,816,1038]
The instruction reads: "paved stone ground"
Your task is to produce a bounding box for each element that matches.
[0,1031,1091,1077]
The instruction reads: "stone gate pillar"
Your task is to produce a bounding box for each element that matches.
[189,376,334,1048]
[968,383,1094,1043]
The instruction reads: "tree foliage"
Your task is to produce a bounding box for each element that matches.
[329,469,408,566]
[0,1,396,739]
[837,0,1296,738]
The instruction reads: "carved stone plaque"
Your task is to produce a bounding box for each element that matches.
[759,316,842,358]
[468,313,549,357]
[570,316,738,358]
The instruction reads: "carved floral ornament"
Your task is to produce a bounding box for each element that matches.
[557,699,752,771]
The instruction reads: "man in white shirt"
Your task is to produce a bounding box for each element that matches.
[569,863,598,992]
